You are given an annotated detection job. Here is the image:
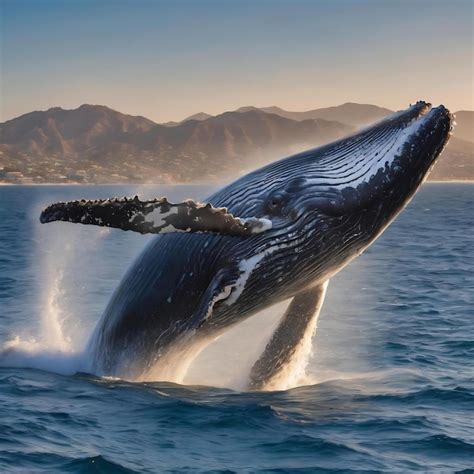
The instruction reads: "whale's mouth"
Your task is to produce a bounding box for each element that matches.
[350,101,453,212]
[363,101,452,181]
[342,101,452,180]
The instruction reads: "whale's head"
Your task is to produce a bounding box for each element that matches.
[216,101,453,290]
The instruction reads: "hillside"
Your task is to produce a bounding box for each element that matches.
[0,103,472,184]
[257,103,394,127]
[0,104,155,156]
[452,111,473,142]
[0,106,351,183]
[189,102,394,128]
[161,112,213,128]
[183,112,213,122]
[429,137,474,181]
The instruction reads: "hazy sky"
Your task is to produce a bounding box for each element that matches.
[1,0,472,123]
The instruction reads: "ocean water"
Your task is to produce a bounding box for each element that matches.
[0,183,473,473]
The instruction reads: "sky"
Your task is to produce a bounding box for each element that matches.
[0,0,472,123]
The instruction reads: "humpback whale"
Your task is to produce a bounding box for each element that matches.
[41,101,453,389]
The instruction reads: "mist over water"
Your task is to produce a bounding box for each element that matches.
[0,184,472,472]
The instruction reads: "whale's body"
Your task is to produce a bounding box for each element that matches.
[41,101,453,389]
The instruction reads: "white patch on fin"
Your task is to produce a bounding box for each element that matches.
[144,208,177,227]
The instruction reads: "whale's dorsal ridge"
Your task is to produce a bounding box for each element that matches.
[40,196,272,236]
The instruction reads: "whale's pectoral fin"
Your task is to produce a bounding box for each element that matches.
[40,196,272,236]
[248,281,328,391]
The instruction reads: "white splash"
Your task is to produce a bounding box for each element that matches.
[0,210,102,375]
[39,268,70,351]
[0,269,86,376]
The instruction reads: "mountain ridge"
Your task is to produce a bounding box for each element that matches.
[244,102,395,127]
[0,103,472,184]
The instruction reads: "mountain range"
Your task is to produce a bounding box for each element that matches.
[0,102,472,184]
[235,103,394,127]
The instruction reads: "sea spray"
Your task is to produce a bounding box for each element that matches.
[40,268,69,351]
[0,201,111,375]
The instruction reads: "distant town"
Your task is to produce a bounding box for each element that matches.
[0,151,186,185]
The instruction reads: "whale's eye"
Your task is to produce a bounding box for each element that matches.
[265,191,288,215]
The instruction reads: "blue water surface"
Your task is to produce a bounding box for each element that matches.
[0,184,473,473]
